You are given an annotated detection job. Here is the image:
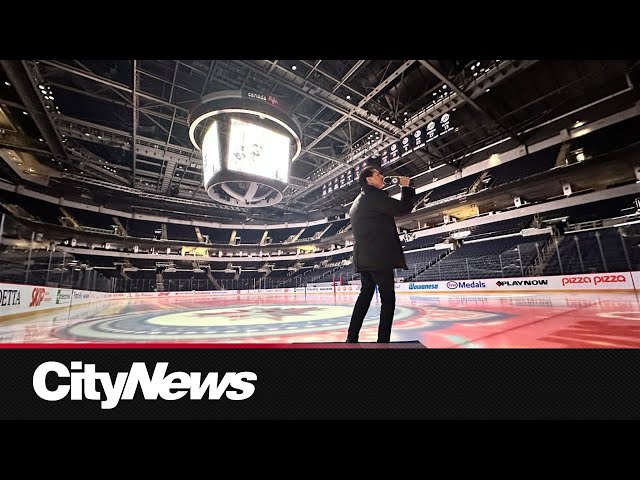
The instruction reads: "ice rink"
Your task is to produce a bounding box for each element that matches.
[1,291,640,347]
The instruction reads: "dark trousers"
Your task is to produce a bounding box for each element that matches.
[346,270,396,343]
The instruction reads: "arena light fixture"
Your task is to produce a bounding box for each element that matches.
[188,90,302,208]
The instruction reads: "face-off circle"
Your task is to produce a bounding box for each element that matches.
[55,303,509,342]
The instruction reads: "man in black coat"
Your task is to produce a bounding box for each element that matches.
[346,166,416,343]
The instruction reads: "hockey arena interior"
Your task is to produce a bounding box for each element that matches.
[1,59,640,347]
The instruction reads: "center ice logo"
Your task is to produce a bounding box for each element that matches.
[56,304,415,342]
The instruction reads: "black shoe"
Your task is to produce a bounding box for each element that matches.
[345,338,358,343]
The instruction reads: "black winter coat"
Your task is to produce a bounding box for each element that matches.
[349,184,416,272]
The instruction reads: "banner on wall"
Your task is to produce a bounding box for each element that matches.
[394,272,634,292]
[0,272,637,321]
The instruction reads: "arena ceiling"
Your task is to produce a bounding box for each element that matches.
[0,59,639,224]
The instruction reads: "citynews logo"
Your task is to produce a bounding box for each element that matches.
[33,362,257,410]
[496,279,549,287]
[561,274,626,286]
